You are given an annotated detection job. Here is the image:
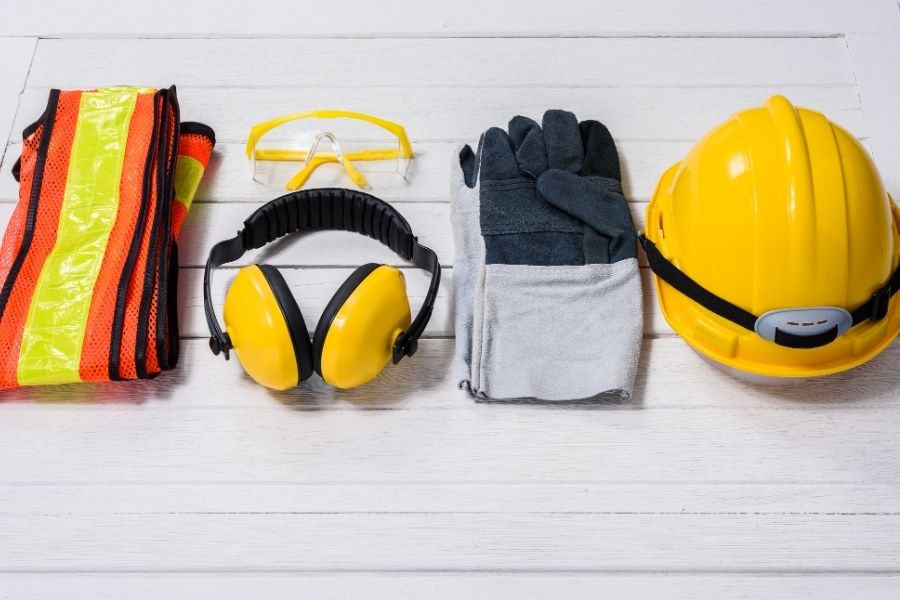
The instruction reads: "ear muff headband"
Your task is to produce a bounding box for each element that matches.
[204,188,441,363]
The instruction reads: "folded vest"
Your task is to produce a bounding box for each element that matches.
[0,86,215,387]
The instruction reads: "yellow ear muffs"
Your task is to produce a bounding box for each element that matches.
[223,264,313,390]
[313,263,412,389]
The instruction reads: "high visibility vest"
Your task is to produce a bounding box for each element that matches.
[0,86,214,387]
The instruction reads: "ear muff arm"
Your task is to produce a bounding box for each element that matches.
[204,234,246,359]
[393,241,441,364]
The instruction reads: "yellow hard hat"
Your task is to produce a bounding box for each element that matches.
[642,95,900,377]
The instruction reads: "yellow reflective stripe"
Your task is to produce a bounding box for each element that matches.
[173,155,204,212]
[18,89,138,385]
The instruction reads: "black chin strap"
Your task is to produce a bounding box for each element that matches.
[639,234,899,348]
[204,188,441,362]
[639,235,757,332]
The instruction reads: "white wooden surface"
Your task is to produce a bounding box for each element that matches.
[1,1,900,597]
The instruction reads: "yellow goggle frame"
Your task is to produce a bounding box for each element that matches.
[246,109,414,191]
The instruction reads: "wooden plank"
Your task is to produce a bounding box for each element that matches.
[2,0,898,36]
[847,33,900,195]
[2,482,899,515]
[0,38,36,164]
[2,512,899,571]
[3,574,899,600]
[2,338,898,409]
[25,37,855,89]
[1,392,900,483]
[12,85,866,144]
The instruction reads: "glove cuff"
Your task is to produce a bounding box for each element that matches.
[472,258,642,401]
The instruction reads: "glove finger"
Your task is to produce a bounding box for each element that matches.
[580,120,621,181]
[537,169,637,262]
[508,115,540,149]
[480,126,520,180]
[508,116,547,178]
[542,109,584,173]
[457,143,479,189]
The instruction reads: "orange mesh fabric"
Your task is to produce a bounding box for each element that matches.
[0,127,44,389]
[155,126,215,370]
[171,129,215,239]
[0,86,214,388]
[115,98,161,381]
[144,98,180,375]
[0,91,81,388]
[171,202,188,239]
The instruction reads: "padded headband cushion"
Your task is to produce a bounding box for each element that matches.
[241,188,416,260]
[257,264,314,382]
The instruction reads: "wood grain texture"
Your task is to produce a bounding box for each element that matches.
[1,337,899,489]
[3,574,900,600]
[11,85,867,145]
[2,338,898,409]
[2,0,899,36]
[848,33,900,195]
[0,37,36,165]
[3,482,900,515]
[24,38,856,88]
[4,513,900,572]
[2,404,899,485]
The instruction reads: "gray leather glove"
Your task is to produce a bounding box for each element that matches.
[451,109,642,401]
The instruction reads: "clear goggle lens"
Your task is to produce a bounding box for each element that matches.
[249,114,412,191]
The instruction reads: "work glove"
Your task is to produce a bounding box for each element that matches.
[450,109,642,401]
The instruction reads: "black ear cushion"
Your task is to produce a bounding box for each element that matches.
[257,264,314,382]
[313,263,382,376]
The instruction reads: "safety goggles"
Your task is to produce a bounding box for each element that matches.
[246,110,413,191]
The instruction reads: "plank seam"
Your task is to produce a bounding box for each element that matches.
[3,510,899,516]
[0,38,37,166]
[30,33,850,41]
[0,568,898,575]
[844,34,873,141]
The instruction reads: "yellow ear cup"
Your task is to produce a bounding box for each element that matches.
[224,265,307,391]
[315,265,412,389]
